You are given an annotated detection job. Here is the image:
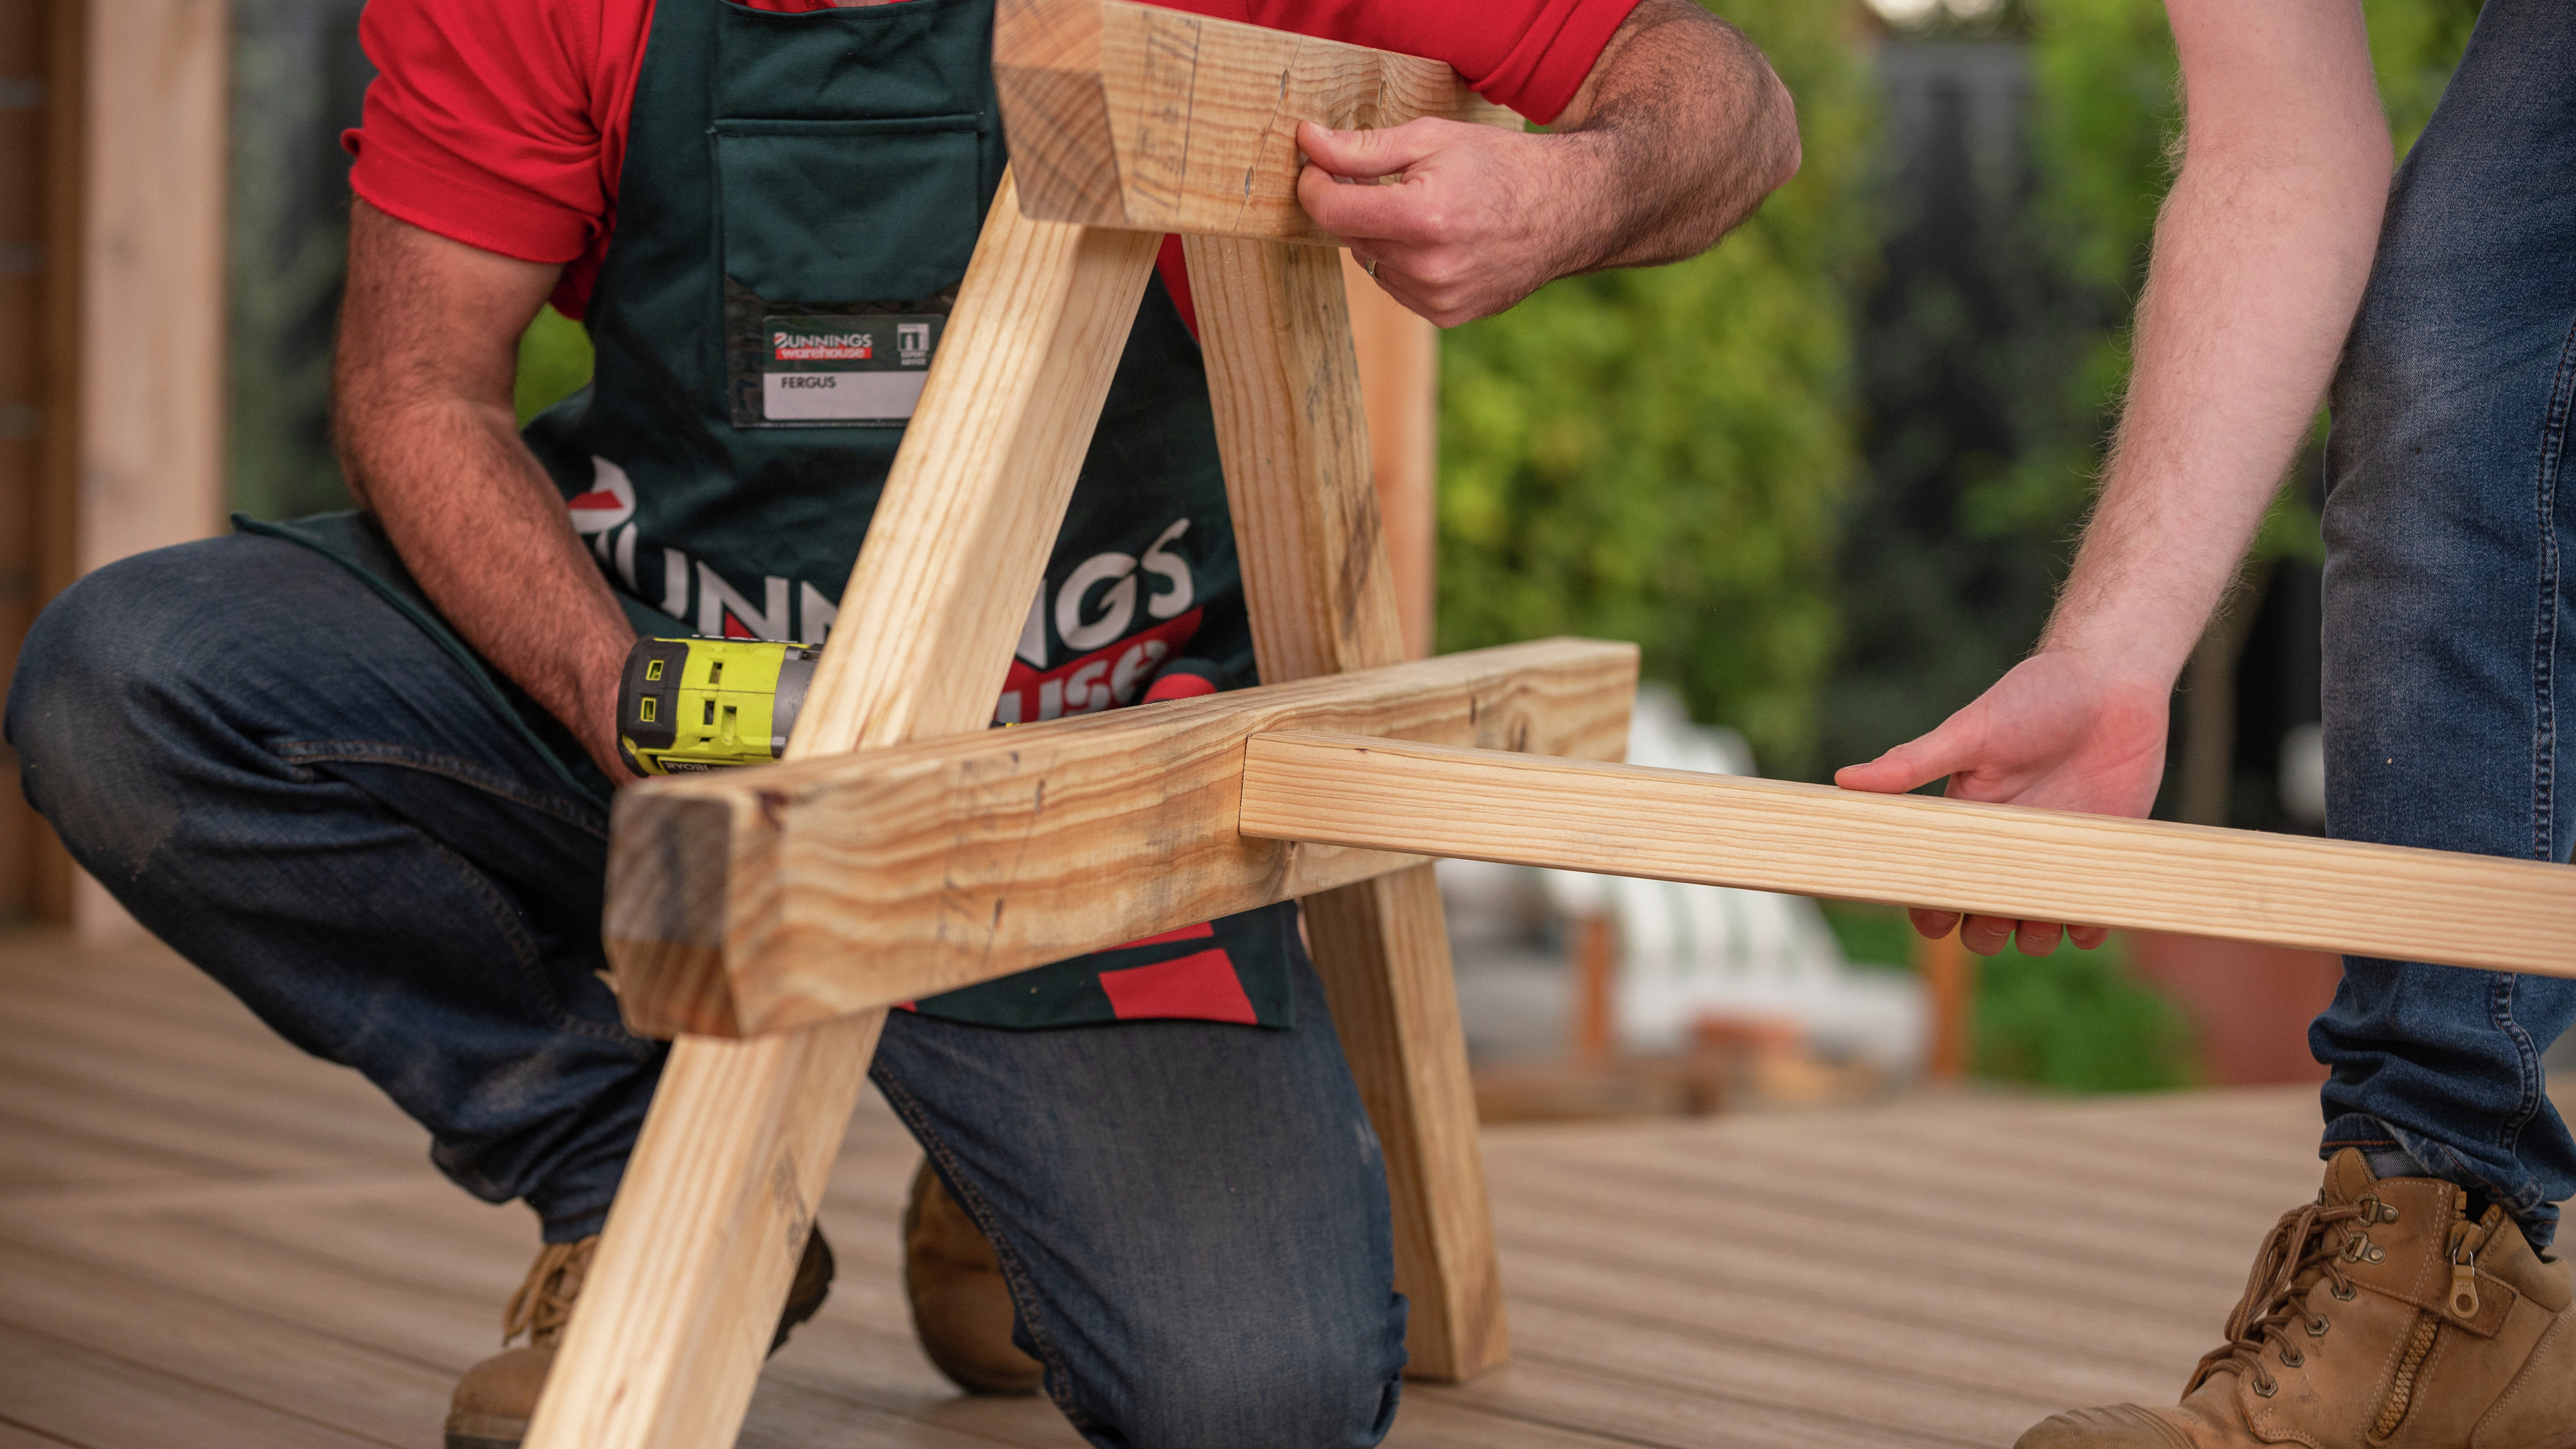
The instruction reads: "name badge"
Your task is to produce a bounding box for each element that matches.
[748,312,944,427]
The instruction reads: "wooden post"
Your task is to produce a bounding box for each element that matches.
[1340,254,1438,662]
[1569,913,1618,1068]
[76,0,227,576]
[526,174,1161,1449]
[77,0,229,939]
[1915,922,1974,1082]
[0,0,226,930]
[0,0,65,923]
[1184,232,1507,1381]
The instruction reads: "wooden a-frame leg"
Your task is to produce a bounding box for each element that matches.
[525,172,1161,1449]
[1182,233,1509,1380]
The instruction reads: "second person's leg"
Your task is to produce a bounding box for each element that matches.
[2318,0,2576,1243]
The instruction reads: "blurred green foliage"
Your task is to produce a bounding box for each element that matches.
[1816,899,1914,971]
[1821,901,2200,1091]
[1433,0,1871,778]
[228,1,366,522]
[1974,933,2200,1092]
[517,306,598,426]
[1986,0,2485,564]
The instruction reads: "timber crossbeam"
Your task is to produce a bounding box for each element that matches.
[605,639,1638,1039]
[994,0,1519,242]
[1235,732,2576,977]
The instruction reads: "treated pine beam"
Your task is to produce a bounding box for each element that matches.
[1186,232,1507,1382]
[995,0,1519,242]
[607,639,1636,1040]
[525,172,1159,1449]
[1236,732,2576,977]
[1343,252,1439,660]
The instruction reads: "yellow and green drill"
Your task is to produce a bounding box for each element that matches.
[616,637,821,775]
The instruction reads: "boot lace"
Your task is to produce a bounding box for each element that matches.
[502,1237,598,1350]
[2186,1200,2369,1397]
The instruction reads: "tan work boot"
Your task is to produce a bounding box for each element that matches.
[2019,1149,2576,1449]
[444,1227,834,1449]
[904,1160,1043,1394]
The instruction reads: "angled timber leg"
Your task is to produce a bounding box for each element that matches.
[522,172,1161,1449]
[1183,232,1509,1380]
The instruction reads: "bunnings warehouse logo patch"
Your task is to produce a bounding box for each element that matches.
[772,326,873,361]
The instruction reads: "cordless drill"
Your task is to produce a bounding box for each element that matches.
[616,636,821,775]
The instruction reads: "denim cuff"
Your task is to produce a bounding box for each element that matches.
[2323,1112,2561,1251]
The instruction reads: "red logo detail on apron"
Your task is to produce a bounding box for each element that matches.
[992,608,1201,725]
[1097,948,1254,1024]
[567,457,637,536]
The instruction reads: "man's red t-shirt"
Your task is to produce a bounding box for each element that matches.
[344,0,1641,320]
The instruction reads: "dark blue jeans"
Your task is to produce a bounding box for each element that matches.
[2320,0,2576,1246]
[7,534,1404,1448]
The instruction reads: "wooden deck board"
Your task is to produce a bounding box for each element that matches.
[4,930,2567,1448]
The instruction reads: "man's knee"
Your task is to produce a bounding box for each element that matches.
[1108,1307,1404,1449]
[12,551,186,802]
[7,537,312,855]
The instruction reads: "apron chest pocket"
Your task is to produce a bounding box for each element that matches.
[714,116,984,428]
[714,116,982,302]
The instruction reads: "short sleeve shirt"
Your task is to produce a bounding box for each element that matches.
[344,0,1642,320]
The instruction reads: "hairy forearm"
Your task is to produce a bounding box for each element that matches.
[338,397,637,776]
[1552,0,1801,273]
[2043,0,2388,686]
[334,201,637,782]
[2046,149,2385,682]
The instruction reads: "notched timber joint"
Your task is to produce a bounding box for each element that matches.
[995,0,1519,241]
[604,639,1639,1039]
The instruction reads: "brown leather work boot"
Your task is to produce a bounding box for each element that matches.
[904,1160,1043,1394]
[2019,1149,2576,1449]
[443,1227,834,1449]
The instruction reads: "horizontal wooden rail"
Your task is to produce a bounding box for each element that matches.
[1235,732,2576,977]
[994,0,1519,243]
[606,640,1637,1038]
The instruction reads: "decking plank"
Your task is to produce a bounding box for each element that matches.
[0,1033,415,1166]
[1501,1137,2266,1285]
[0,1071,367,1185]
[1482,1165,2231,1322]
[1497,1246,2185,1400]
[1499,1298,2071,1442]
[10,931,2564,1448]
[0,1238,456,1442]
[0,1320,398,1449]
[0,1202,499,1372]
[1408,1357,1987,1449]
[1491,1193,2219,1348]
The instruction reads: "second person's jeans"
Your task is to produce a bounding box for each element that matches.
[2320,0,2576,1244]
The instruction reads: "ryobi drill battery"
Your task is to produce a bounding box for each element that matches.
[617,636,821,775]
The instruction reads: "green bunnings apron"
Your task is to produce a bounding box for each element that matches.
[253,0,1296,1030]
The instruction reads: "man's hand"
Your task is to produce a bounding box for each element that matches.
[1297,0,1799,326]
[1833,0,2386,956]
[336,200,640,785]
[1835,653,2171,956]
